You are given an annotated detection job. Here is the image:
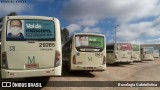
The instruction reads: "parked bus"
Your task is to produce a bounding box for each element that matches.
[141,47,154,60]
[106,42,133,64]
[132,44,141,61]
[62,33,106,71]
[1,16,62,79]
[153,50,159,58]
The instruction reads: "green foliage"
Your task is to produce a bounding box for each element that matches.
[0,12,17,39]
[61,28,69,44]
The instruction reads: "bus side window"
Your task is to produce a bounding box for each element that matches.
[106,47,110,53]
[69,44,72,51]
[141,49,143,54]
[106,45,114,53]
[110,45,114,53]
[67,43,71,52]
[110,45,114,50]
[69,39,72,52]
[106,46,109,50]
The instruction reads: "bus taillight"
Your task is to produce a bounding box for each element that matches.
[2,52,8,68]
[130,56,132,60]
[102,56,106,65]
[73,55,76,64]
[54,51,60,67]
[115,55,118,60]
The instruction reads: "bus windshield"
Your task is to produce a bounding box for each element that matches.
[75,35,104,50]
[117,43,132,50]
[6,19,55,41]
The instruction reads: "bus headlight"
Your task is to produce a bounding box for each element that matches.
[54,50,60,67]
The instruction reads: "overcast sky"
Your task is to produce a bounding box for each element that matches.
[0,0,160,44]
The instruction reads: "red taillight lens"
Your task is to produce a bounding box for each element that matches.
[115,55,117,59]
[102,56,106,65]
[2,52,8,68]
[73,55,76,64]
[130,56,132,60]
[54,51,60,67]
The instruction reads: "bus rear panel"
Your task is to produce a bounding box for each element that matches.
[132,44,141,61]
[63,33,106,71]
[106,43,133,64]
[141,47,154,61]
[1,16,62,79]
[153,50,159,58]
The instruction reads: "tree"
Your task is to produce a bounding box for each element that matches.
[0,12,17,39]
[7,12,17,16]
[0,12,17,22]
[61,28,69,44]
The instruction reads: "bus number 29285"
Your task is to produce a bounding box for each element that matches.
[39,43,55,47]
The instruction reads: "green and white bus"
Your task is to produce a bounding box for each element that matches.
[141,47,154,61]
[132,44,141,61]
[62,33,106,71]
[1,16,62,79]
[153,50,159,58]
[106,42,133,64]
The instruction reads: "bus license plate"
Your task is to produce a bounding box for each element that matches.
[85,67,95,70]
[25,64,39,69]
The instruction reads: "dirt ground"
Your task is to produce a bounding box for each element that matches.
[1,58,160,90]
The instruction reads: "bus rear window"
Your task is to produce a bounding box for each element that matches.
[145,50,153,54]
[154,50,159,53]
[132,45,140,51]
[6,19,55,41]
[75,35,104,50]
[117,43,132,50]
[144,48,154,53]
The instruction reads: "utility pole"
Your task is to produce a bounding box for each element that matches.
[114,25,119,43]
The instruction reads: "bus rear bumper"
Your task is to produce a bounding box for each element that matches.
[1,67,60,79]
[107,59,133,64]
[132,59,141,62]
[154,57,159,58]
[142,58,154,61]
[71,65,106,71]
[115,60,133,63]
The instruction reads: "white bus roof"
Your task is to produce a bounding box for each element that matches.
[5,16,57,20]
[141,43,160,45]
[132,44,140,45]
[73,33,105,37]
[106,42,131,45]
[141,47,154,49]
